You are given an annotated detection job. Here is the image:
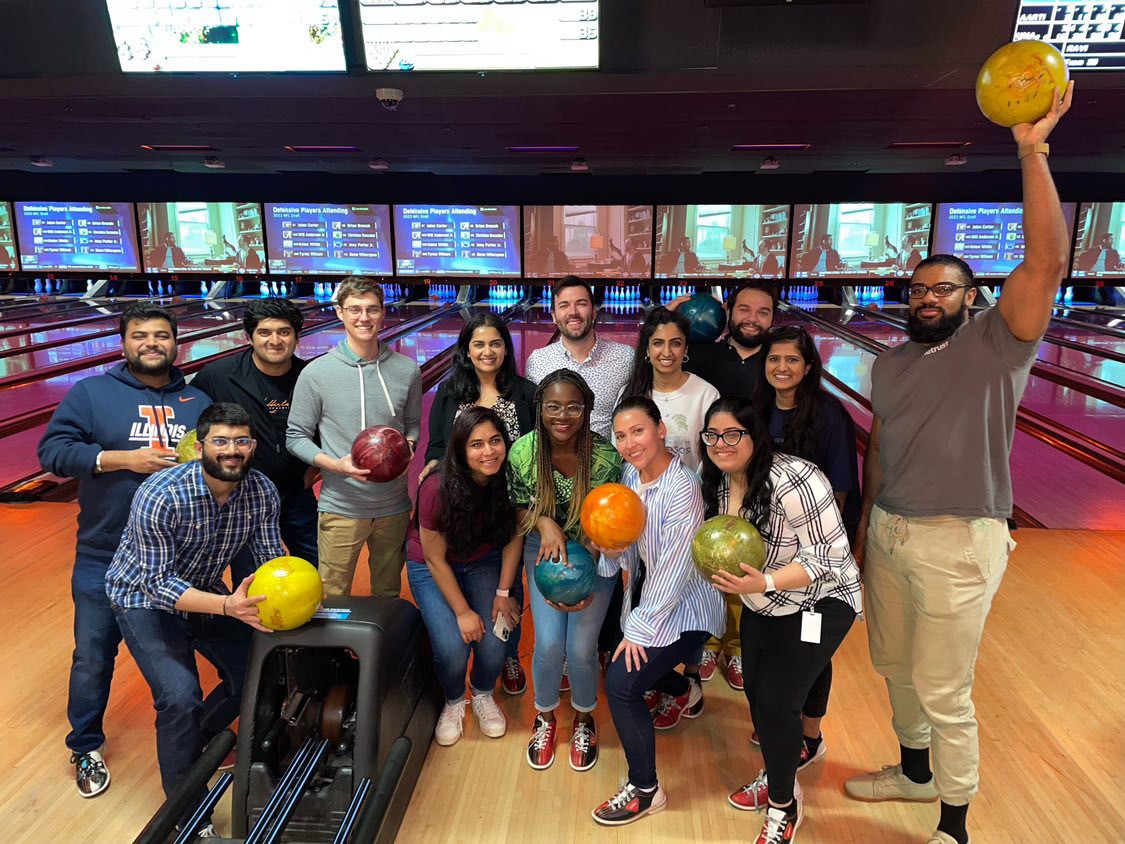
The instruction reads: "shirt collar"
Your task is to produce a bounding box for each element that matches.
[560,334,600,365]
[186,459,246,504]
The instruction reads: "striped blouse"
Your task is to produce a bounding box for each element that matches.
[598,456,726,648]
[722,453,863,618]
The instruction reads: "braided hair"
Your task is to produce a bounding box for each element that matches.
[521,368,597,537]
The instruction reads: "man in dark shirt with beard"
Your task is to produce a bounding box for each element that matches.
[192,299,318,579]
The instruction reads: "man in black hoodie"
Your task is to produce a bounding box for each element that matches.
[38,303,211,799]
[192,298,318,582]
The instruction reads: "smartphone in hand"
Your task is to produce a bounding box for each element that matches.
[492,612,512,642]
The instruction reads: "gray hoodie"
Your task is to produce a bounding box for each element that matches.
[287,340,422,519]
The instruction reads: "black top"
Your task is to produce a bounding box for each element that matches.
[683,338,762,400]
[424,375,537,464]
[767,393,861,542]
[191,349,310,494]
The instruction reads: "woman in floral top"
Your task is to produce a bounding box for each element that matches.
[507,368,622,774]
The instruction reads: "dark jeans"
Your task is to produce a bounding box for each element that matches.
[113,606,252,797]
[67,552,123,754]
[598,571,625,653]
[231,486,320,584]
[407,553,508,702]
[605,630,710,789]
[740,598,855,805]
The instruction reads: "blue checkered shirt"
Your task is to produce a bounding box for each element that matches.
[106,461,284,613]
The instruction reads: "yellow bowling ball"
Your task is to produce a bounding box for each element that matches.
[976,40,1069,128]
[247,556,324,631]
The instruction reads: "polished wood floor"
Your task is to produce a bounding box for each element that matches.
[1,502,1122,843]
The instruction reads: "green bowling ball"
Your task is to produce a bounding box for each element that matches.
[691,514,767,580]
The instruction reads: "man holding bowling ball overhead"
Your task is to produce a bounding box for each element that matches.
[846,84,1074,844]
[287,276,422,598]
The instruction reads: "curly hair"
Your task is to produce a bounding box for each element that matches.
[752,325,824,463]
[447,312,519,403]
[434,406,517,557]
[699,396,775,539]
[520,369,597,537]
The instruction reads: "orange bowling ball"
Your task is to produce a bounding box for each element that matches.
[976,40,1069,128]
[580,482,646,552]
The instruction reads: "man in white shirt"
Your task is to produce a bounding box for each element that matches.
[525,275,633,439]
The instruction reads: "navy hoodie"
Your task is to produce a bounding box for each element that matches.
[37,362,212,558]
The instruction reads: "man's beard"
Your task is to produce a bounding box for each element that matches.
[558,317,592,342]
[201,452,249,483]
[907,303,968,344]
[728,320,766,350]
[125,349,173,376]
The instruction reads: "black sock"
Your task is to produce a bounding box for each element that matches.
[900,744,932,784]
[684,668,701,683]
[938,802,968,844]
[803,733,822,757]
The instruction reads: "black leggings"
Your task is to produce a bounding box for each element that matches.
[740,598,855,805]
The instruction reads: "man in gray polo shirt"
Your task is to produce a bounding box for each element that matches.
[844,85,1074,844]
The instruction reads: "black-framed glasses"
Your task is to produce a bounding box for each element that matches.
[907,282,971,299]
[701,429,750,447]
[203,436,256,449]
[543,402,586,418]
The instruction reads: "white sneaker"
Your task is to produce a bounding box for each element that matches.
[196,823,220,839]
[435,699,468,746]
[71,748,110,798]
[844,764,938,803]
[471,693,507,738]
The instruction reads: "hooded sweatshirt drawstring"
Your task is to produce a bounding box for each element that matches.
[357,356,398,430]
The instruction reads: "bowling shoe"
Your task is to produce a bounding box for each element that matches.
[698,648,720,682]
[527,714,558,770]
[501,657,527,695]
[591,782,667,826]
[652,680,703,730]
[844,764,939,802]
[72,748,110,798]
[569,718,598,771]
[797,738,826,771]
[730,773,804,813]
[726,655,745,690]
[755,804,802,844]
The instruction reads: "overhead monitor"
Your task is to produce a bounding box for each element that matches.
[138,201,265,274]
[1013,2,1125,71]
[1072,202,1125,278]
[360,0,599,71]
[524,205,651,279]
[654,204,789,279]
[0,202,17,270]
[790,203,933,279]
[393,205,520,278]
[13,202,141,272]
[265,204,393,276]
[105,0,346,72]
[932,202,1077,279]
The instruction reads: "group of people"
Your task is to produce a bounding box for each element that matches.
[42,91,1072,844]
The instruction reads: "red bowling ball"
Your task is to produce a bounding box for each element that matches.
[351,425,412,482]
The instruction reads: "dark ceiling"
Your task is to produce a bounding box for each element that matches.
[1,0,1123,180]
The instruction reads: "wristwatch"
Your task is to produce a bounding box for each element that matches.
[94,451,104,474]
[762,573,777,596]
[495,588,510,598]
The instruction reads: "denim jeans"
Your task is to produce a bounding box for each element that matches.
[113,606,252,797]
[231,486,320,584]
[605,630,710,789]
[407,553,508,703]
[67,552,123,754]
[523,531,615,713]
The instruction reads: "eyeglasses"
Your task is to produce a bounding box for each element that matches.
[700,429,750,446]
[340,305,384,318]
[543,402,586,418]
[203,437,256,449]
[907,283,971,299]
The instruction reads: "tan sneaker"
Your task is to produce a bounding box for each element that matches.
[927,833,969,844]
[844,764,938,802]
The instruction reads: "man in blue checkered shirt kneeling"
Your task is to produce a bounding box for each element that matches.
[106,401,285,806]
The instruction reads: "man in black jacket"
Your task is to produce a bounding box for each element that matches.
[191,299,318,580]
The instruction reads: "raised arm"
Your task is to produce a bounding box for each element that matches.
[998,82,1074,342]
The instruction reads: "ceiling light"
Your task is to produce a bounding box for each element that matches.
[731,143,810,152]
[29,156,54,168]
[368,158,389,171]
[507,145,580,153]
[888,141,970,150]
[141,144,218,152]
[284,145,360,152]
[759,157,780,170]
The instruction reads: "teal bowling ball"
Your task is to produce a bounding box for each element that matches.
[679,293,725,343]
[534,540,596,606]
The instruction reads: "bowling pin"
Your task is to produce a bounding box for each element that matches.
[260,281,270,297]
[1063,287,1074,304]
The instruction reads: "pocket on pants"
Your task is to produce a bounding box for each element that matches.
[963,518,1011,581]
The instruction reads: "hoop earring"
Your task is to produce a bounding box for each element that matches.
[682,354,690,362]
[644,354,650,362]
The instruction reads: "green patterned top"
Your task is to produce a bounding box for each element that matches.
[507,430,624,539]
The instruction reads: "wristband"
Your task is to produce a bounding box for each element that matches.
[762,573,777,595]
[94,451,104,474]
[495,589,510,598]
[1018,142,1049,160]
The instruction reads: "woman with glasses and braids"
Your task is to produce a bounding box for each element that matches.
[420,312,537,696]
[506,369,623,773]
[699,397,861,844]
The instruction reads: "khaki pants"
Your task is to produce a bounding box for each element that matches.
[318,511,410,598]
[706,594,743,657]
[864,504,1012,805]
